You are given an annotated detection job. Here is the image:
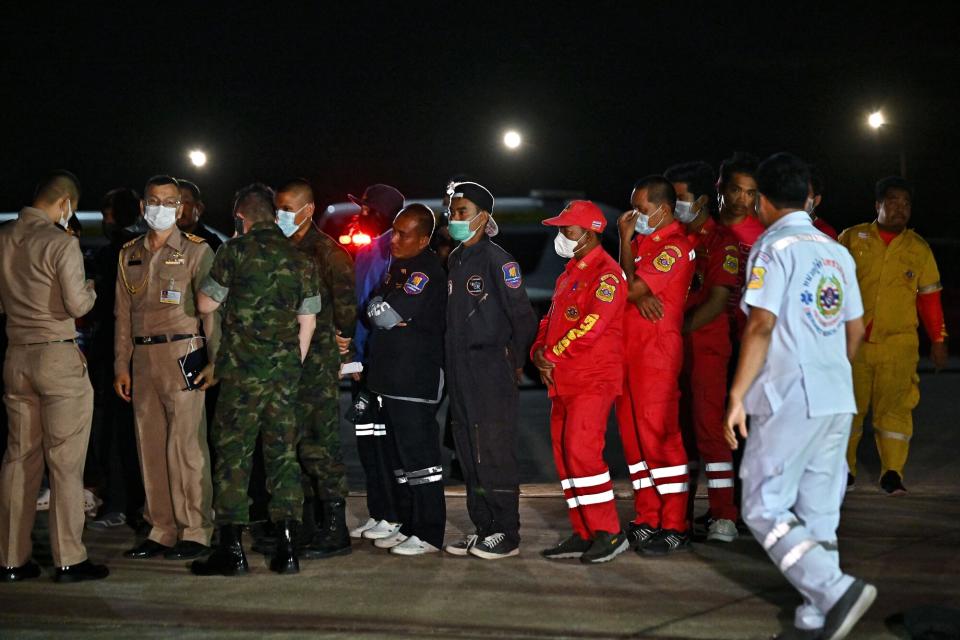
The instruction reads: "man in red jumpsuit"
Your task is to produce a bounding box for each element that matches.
[664,162,740,543]
[615,176,696,556]
[532,201,628,564]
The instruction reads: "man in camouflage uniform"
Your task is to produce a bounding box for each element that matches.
[275,178,356,558]
[190,183,321,576]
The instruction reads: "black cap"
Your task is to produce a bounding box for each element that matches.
[448,181,494,214]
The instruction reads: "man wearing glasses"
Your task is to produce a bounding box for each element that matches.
[114,175,219,562]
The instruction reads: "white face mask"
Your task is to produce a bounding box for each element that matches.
[144,204,178,231]
[674,200,698,224]
[276,203,309,237]
[60,199,72,229]
[804,196,816,215]
[554,230,585,259]
[634,205,663,235]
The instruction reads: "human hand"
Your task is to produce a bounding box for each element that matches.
[335,331,352,356]
[532,347,555,386]
[636,294,664,321]
[195,363,218,390]
[113,372,132,402]
[723,396,748,449]
[618,209,639,238]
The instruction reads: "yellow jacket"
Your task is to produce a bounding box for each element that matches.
[839,222,941,345]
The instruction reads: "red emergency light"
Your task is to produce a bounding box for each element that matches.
[339,231,372,247]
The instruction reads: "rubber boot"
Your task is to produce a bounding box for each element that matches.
[190,524,248,576]
[269,519,300,574]
[303,498,352,559]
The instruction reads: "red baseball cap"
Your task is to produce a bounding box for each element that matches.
[542,200,606,232]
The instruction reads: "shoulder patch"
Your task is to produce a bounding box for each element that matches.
[653,251,676,273]
[122,236,143,249]
[403,272,429,295]
[502,262,522,288]
[722,254,739,274]
[747,266,766,289]
[184,232,207,244]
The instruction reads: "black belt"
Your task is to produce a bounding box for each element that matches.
[134,334,198,345]
[23,338,76,346]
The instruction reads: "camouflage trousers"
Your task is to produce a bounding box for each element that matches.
[298,355,348,501]
[212,367,302,524]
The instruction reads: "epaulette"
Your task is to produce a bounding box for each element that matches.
[184,232,207,244]
[122,235,143,249]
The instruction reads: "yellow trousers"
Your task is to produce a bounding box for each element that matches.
[847,340,920,477]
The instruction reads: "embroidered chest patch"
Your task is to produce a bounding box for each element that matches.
[467,274,484,296]
[564,305,580,321]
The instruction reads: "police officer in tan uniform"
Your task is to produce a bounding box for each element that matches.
[0,170,109,582]
[114,175,219,560]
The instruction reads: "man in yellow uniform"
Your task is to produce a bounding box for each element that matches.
[840,176,949,495]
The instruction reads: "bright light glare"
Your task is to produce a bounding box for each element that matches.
[868,111,885,130]
[503,130,522,149]
[189,150,207,167]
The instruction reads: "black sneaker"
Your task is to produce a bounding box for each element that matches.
[641,529,691,556]
[541,533,591,559]
[880,470,907,495]
[821,578,877,640]
[469,532,519,559]
[580,531,629,564]
[627,522,658,550]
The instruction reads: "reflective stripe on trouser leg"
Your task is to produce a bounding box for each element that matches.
[394,468,408,484]
[406,465,444,486]
[553,393,621,538]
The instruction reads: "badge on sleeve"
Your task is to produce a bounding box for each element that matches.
[722,254,739,274]
[502,262,522,288]
[595,273,618,303]
[747,266,766,289]
[467,275,484,296]
[564,305,580,321]
[403,272,429,295]
[653,251,676,273]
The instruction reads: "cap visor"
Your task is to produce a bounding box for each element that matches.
[347,194,363,208]
[541,214,568,226]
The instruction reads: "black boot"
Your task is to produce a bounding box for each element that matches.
[302,498,352,559]
[190,525,248,576]
[269,519,300,574]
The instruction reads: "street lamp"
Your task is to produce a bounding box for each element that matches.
[189,149,207,168]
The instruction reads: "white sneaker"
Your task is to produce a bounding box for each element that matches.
[350,517,378,539]
[444,534,479,556]
[362,520,401,540]
[373,529,408,549]
[390,535,439,556]
[707,518,738,543]
[36,488,50,511]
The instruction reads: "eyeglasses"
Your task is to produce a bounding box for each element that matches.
[146,198,181,208]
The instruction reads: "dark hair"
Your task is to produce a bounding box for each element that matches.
[177,178,201,201]
[756,152,811,210]
[143,174,180,198]
[102,187,141,228]
[277,177,314,203]
[233,182,276,222]
[875,176,913,201]
[809,164,824,196]
[398,203,436,239]
[718,152,759,190]
[34,169,81,203]
[664,161,716,213]
[632,175,677,210]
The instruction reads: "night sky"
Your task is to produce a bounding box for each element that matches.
[3,3,959,238]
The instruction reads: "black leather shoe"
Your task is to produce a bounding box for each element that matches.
[270,519,300,574]
[302,498,352,560]
[55,560,109,583]
[1,560,41,582]
[123,539,171,559]
[163,540,210,560]
[190,525,248,576]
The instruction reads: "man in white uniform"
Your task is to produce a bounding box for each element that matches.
[724,153,875,640]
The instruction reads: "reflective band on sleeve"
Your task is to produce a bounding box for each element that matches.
[707,478,735,489]
[655,482,689,495]
[408,474,443,486]
[780,539,819,572]
[763,519,799,551]
[560,470,611,490]
[875,428,911,442]
[650,464,688,479]
[565,489,615,508]
[627,461,648,474]
[705,462,734,473]
[632,477,655,490]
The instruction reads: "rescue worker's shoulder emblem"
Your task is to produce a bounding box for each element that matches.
[747,266,766,289]
[595,272,618,303]
[502,262,522,288]
[722,254,739,274]
[467,274,484,296]
[184,232,206,244]
[564,305,580,321]
[403,272,429,295]
[653,251,676,273]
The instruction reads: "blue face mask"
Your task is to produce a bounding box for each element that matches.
[276,204,308,237]
[634,205,663,235]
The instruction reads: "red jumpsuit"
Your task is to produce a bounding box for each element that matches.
[615,221,695,532]
[531,245,625,539]
[721,214,766,340]
[681,218,739,521]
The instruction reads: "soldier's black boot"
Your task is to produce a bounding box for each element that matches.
[303,498,352,559]
[269,519,300,574]
[190,524,248,576]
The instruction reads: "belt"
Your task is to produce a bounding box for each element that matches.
[23,338,76,346]
[134,334,198,345]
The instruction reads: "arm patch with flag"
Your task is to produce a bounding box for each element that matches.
[502,261,522,288]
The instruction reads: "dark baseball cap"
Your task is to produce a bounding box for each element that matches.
[348,184,405,219]
[448,181,498,236]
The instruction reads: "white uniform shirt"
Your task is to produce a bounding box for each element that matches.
[741,211,864,418]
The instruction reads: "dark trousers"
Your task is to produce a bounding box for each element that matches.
[380,396,445,548]
[354,392,403,523]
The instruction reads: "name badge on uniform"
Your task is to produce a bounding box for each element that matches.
[161,278,181,304]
